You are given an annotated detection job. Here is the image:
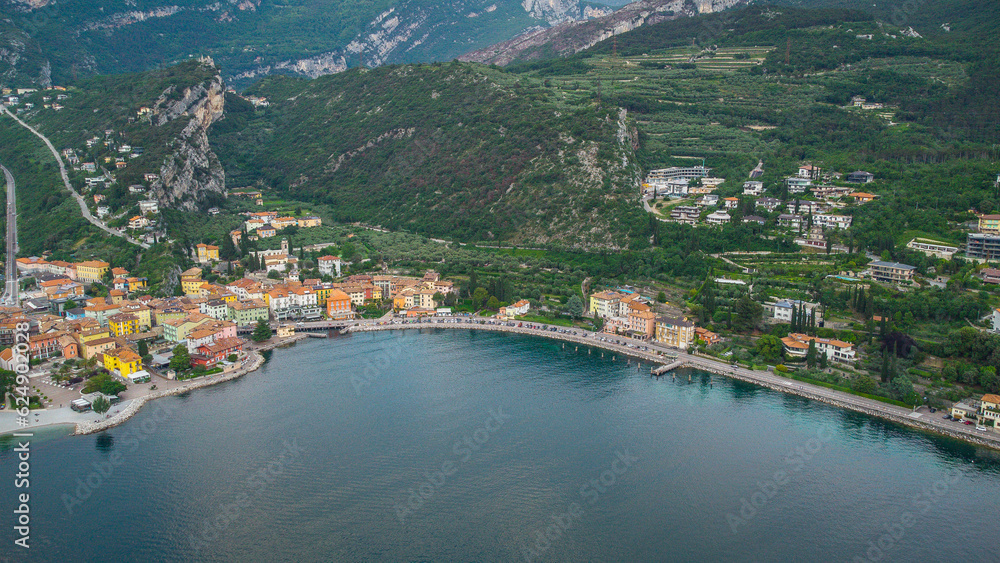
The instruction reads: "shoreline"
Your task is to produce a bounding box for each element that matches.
[0,333,307,437]
[9,318,1000,452]
[349,320,1000,452]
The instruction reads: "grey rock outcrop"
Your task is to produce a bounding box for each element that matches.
[148,60,226,211]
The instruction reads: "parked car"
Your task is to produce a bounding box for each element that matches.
[943,415,952,420]
[963,420,974,425]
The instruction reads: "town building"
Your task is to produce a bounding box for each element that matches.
[75,260,110,285]
[742,181,764,196]
[869,261,917,283]
[589,291,622,319]
[229,299,270,326]
[318,255,342,277]
[706,210,731,225]
[846,171,875,184]
[196,244,220,263]
[654,317,694,350]
[780,333,855,363]
[906,238,959,259]
[978,215,1000,234]
[966,233,1000,261]
[849,192,877,203]
[103,347,143,377]
[326,290,354,320]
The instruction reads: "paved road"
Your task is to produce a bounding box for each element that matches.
[0,106,149,248]
[1,164,17,306]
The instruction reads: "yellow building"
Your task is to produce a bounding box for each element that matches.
[654,316,695,350]
[126,277,148,292]
[589,291,622,318]
[75,260,110,284]
[196,243,220,263]
[103,347,142,376]
[180,267,204,296]
[979,215,1000,233]
[297,216,322,228]
[108,313,140,336]
[120,304,152,330]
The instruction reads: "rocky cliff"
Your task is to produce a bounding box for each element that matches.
[148,61,227,211]
[460,0,747,65]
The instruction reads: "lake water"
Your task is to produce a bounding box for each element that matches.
[5,329,1000,562]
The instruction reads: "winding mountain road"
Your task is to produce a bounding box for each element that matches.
[0,106,149,249]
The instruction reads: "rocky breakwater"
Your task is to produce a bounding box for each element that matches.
[148,58,227,211]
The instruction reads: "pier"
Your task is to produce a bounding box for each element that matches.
[652,360,686,376]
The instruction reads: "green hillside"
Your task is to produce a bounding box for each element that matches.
[506,3,1000,253]
[211,63,647,248]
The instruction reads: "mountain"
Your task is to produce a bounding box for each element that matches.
[0,0,606,88]
[460,0,747,66]
[210,63,646,248]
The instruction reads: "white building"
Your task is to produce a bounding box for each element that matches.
[139,200,159,214]
[743,181,764,196]
[813,214,852,230]
[318,255,342,277]
[706,211,731,225]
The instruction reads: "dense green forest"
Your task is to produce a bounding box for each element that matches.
[211,62,647,248]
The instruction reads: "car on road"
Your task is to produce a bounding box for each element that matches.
[976,426,988,431]
[963,420,974,425]
[943,415,952,420]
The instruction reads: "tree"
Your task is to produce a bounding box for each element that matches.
[806,339,817,368]
[593,315,604,331]
[91,395,111,415]
[472,287,489,310]
[267,269,281,280]
[754,335,783,363]
[83,374,127,396]
[851,375,878,394]
[486,296,500,310]
[733,295,763,332]
[567,294,584,318]
[251,320,272,342]
[138,340,149,358]
[657,291,667,303]
[170,344,191,371]
[221,234,237,261]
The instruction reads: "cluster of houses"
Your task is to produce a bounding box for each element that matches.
[1,86,69,112]
[649,163,875,254]
[588,289,710,350]
[233,211,323,242]
[183,268,455,322]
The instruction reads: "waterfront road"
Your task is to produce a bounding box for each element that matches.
[1,163,17,306]
[348,315,1000,450]
[0,106,148,248]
